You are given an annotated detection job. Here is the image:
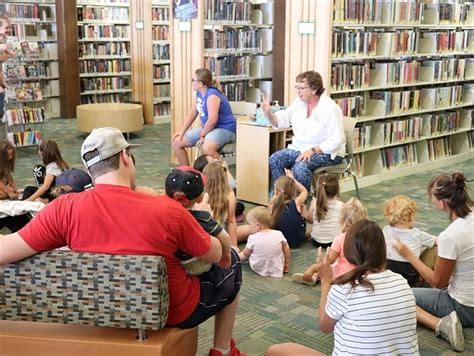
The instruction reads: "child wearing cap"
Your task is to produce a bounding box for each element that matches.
[51,168,93,198]
[165,166,232,275]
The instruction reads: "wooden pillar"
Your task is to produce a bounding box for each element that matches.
[273,0,286,105]
[131,0,154,125]
[56,0,80,118]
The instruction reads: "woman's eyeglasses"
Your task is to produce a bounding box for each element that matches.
[294,85,310,91]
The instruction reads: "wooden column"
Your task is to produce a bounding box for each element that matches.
[273,0,286,105]
[131,0,154,125]
[283,0,333,104]
[56,0,80,118]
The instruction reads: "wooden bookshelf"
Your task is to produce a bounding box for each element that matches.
[151,0,171,124]
[202,0,275,104]
[1,0,60,122]
[326,0,474,192]
[76,0,132,104]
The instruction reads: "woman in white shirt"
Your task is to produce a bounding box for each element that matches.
[262,71,345,192]
[394,172,474,352]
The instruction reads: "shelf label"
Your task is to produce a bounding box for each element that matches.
[298,22,315,35]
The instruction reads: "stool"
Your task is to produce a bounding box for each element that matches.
[77,103,144,138]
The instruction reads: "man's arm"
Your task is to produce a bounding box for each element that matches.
[197,235,222,263]
[0,233,38,265]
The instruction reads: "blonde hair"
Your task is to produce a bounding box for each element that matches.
[247,206,272,229]
[383,195,417,226]
[314,174,340,222]
[270,176,296,227]
[203,160,230,224]
[339,198,368,232]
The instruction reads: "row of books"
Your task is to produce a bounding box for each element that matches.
[204,29,263,52]
[153,26,169,41]
[80,92,131,104]
[204,56,250,79]
[0,3,53,21]
[381,143,418,171]
[154,103,170,117]
[331,58,470,91]
[429,111,460,135]
[153,44,170,60]
[78,42,129,57]
[79,59,131,74]
[428,137,452,161]
[152,7,170,22]
[153,84,170,98]
[204,1,252,23]
[220,82,246,102]
[10,24,55,41]
[332,29,469,58]
[4,62,58,80]
[77,0,129,4]
[8,83,43,101]
[354,125,372,150]
[77,6,129,22]
[80,77,130,92]
[336,84,466,118]
[5,107,45,126]
[383,116,422,145]
[333,0,472,25]
[78,25,130,40]
[7,130,42,147]
[153,65,170,80]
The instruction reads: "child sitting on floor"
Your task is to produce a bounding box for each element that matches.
[239,206,291,278]
[292,197,367,286]
[383,195,437,287]
[306,174,343,248]
[165,166,232,275]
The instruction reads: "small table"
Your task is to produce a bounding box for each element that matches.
[77,103,144,138]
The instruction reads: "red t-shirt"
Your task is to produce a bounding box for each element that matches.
[18,184,211,325]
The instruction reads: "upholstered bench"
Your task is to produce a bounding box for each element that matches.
[0,251,198,356]
[77,103,144,135]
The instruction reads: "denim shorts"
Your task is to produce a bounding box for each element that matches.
[185,127,236,148]
[413,287,474,327]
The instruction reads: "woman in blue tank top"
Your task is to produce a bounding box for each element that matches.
[172,68,236,166]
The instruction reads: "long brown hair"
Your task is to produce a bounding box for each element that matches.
[0,139,15,182]
[333,219,386,292]
[39,139,69,171]
[428,172,472,220]
[203,160,230,224]
[314,174,340,222]
[270,176,296,227]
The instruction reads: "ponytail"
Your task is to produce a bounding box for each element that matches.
[315,174,340,222]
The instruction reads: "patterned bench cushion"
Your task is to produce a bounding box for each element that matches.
[0,250,169,330]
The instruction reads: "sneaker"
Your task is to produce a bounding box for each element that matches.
[291,273,317,286]
[435,311,465,352]
[208,338,248,356]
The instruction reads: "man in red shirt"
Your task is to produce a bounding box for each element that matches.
[0,127,245,356]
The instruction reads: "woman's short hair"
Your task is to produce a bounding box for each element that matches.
[195,68,214,87]
[295,70,325,95]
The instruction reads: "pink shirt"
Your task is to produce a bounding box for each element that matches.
[330,232,355,279]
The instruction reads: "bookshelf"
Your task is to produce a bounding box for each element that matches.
[203,0,274,103]
[76,0,132,104]
[152,0,171,124]
[327,0,474,191]
[0,0,60,122]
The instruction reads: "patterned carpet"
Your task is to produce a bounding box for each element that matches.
[3,119,474,355]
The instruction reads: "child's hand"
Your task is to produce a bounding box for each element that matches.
[219,250,232,269]
[284,168,294,179]
[317,249,332,283]
[283,263,289,274]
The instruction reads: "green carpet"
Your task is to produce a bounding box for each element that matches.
[3,119,473,355]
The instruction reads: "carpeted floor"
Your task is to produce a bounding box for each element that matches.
[2,119,473,355]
